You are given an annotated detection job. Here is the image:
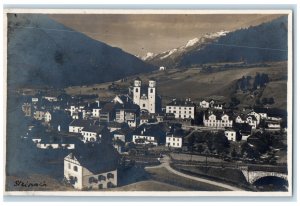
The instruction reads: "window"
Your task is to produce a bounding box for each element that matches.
[107,173,114,179]
[73,166,78,172]
[142,104,145,107]
[68,163,71,169]
[98,184,103,189]
[89,177,97,183]
[135,88,138,92]
[98,175,106,181]
[150,89,153,93]
[177,143,179,146]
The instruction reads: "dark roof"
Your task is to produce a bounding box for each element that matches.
[233,123,252,133]
[135,77,142,81]
[167,124,185,137]
[133,123,168,139]
[106,121,128,129]
[101,102,116,113]
[167,99,195,107]
[69,119,95,127]
[82,125,106,133]
[68,143,119,174]
[253,107,269,113]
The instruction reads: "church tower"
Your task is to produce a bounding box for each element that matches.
[133,78,141,106]
[148,80,156,113]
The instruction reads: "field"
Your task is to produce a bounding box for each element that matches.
[65,61,287,109]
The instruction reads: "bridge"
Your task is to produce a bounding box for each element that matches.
[238,165,288,184]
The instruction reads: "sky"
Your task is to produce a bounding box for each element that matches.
[49,14,284,57]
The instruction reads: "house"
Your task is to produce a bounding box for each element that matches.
[165,124,185,148]
[44,96,58,102]
[234,123,252,141]
[49,110,73,132]
[37,135,76,150]
[266,120,281,130]
[235,113,259,129]
[106,122,128,133]
[166,98,196,119]
[64,143,119,190]
[115,100,140,128]
[159,66,166,71]
[203,110,233,128]
[213,101,226,110]
[44,111,52,123]
[139,113,157,125]
[132,123,168,146]
[32,97,39,104]
[224,129,237,141]
[100,102,117,122]
[199,100,210,109]
[33,110,45,121]
[81,125,110,143]
[67,103,87,119]
[112,128,132,143]
[69,119,96,133]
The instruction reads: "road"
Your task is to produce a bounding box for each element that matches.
[145,155,244,191]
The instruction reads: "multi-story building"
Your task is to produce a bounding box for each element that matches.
[165,125,185,148]
[166,99,195,120]
[64,144,118,190]
[203,110,233,128]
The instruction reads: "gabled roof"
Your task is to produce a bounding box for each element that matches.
[69,119,95,127]
[133,123,168,139]
[204,109,230,119]
[67,143,119,174]
[101,102,116,113]
[82,125,106,133]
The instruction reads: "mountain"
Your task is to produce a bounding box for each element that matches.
[145,16,288,68]
[7,14,157,88]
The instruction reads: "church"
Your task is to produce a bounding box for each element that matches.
[132,78,161,114]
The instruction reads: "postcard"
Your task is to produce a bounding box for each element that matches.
[3,9,293,196]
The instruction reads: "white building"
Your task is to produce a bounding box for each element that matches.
[166,99,195,120]
[64,144,118,190]
[44,96,58,102]
[44,111,52,123]
[81,125,108,143]
[165,126,184,148]
[199,100,210,109]
[159,66,166,71]
[92,108,101,118]
[203,110,233,128]
[69,119,95,133]
[224,129,237,141]
[235,114,258,129]
[133,78,156,114]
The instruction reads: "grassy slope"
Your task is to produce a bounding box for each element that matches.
[65,61,287,109]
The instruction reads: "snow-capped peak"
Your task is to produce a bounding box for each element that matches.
[142,52,155,60]
[185,38,200,48]
[160,48,178,59]
[204,30,230,39]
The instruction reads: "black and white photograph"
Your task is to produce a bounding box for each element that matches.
[3,9,293,195]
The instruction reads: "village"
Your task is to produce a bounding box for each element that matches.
[17,76,287,191]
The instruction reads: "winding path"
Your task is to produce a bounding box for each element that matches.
[145,155,244,191]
